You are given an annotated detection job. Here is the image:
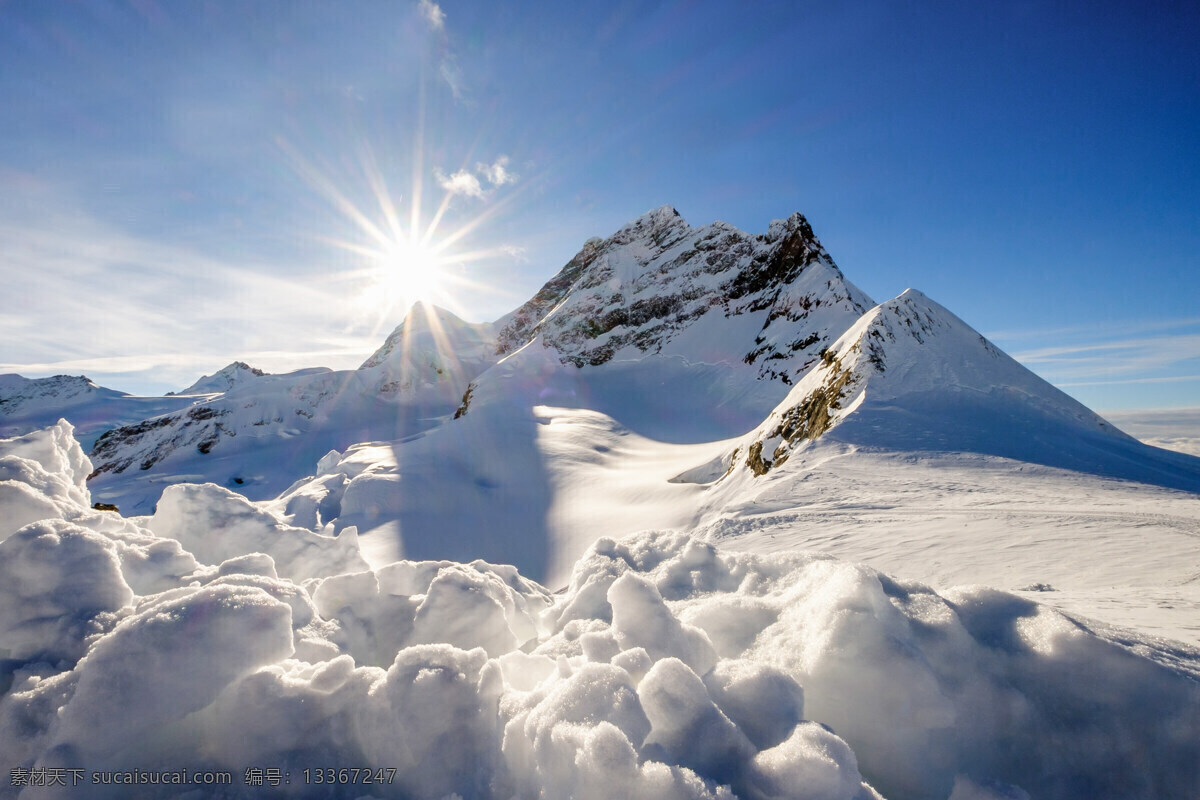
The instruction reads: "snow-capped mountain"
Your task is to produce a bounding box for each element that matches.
[0,373,196,452]
[85,303,498,512]
[255,210,1200,596]
[496,206,872,383]
[0,374,117,415]
[732,289,1200,489]
[4,208,1200,800]
[171,361,267,396]
[79,209,873,512]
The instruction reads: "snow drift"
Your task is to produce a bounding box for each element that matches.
[2,422,1198,800]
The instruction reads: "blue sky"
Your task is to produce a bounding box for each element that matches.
[1,0,1197,410]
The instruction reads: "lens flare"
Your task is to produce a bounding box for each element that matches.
[374,236,446,308]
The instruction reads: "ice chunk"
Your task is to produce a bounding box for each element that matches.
[0,520,132,663]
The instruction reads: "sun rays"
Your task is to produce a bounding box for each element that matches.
[275,135,520,349]
[272,133,531,411]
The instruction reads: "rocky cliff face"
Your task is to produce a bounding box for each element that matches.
[496,206,873,384]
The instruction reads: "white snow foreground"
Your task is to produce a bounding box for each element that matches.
[2,423,1199,800]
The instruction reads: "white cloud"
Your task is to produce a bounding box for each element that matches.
[500,244,528,261]
[416,0,461,99]
[433,157,519,202]
[418,0,445,30]
[478,156,517,187]
[435,168,485,199]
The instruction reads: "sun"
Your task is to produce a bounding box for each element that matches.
[374,237,446,307]
[279,136,515,334]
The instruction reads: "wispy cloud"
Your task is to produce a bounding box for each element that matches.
[478,156,518,187]
[1058,374,1200,388]
[435,168,485,199]
[418,0,445,31]
[440,56,465,101]
[1003,321,1200,393]
[415,0,464,100]
[985,317,1200,342]
[499,244,528,261]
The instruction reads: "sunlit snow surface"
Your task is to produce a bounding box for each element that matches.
[2,422,1198,800]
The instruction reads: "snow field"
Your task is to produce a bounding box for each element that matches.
[4,422,1199,799]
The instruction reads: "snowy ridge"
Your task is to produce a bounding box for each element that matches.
[733,289,1190,487]
[0,375,197,453]
[171,361,267,396]
[0,374,122,416]
[2,422,1198,800]
[497,206,872,383]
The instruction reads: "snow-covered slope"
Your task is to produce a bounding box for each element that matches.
[732,289,1200,492]
[255,214,1200,615]
[2,422,1198,800]
[86,303,497,513]
[0,374,196,452]
[171,361,268,396]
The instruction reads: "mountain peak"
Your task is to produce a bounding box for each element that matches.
[735,288,1127,478]
[0,374,115,416]
[495,208,871,380]
[174,362,266,396]
[634,204,683,225]
[359,303,477,369]
[607,204,690,248]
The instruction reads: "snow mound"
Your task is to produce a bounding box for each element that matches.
[3,424,1198,800]
[148,482,369,581]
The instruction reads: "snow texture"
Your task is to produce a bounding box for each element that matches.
[2,423,1198,800]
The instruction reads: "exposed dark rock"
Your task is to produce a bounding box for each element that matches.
[747,356,855,476]
[454,382,476,419]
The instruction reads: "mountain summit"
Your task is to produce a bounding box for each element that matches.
[497,206,872,384]
[732,289,1190,486]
